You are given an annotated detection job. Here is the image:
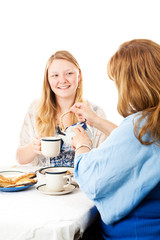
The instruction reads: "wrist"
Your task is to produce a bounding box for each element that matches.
[89,113,99,127]
[75,144,92,153]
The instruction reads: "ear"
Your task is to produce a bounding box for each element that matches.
[78,69,81,82]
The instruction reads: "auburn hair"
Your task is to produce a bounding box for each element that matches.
[36,50,84,136]
[107,39,160,145]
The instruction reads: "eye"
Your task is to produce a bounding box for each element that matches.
[66,72,73,76]
[52,74,58,78]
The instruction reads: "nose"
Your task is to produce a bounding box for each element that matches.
[59,74,67,83]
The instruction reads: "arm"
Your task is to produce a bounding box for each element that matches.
[71,126,92,158]
[90,114,117,136]
[16,100,42,165]
[72,116,160,225]
[16,136,41,164]
[70,102,117,136]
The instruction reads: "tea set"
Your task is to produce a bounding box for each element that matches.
[39,120,93,195]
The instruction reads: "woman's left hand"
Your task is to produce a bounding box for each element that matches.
[71,126,92,149]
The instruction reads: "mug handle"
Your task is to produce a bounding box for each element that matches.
[63,175,71,188]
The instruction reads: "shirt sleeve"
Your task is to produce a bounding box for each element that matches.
[19,100,38,146]
[74,115,160,225]
[17,99,44,166]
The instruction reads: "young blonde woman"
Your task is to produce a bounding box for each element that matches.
[16,50,115,167]
[71,39,160,239]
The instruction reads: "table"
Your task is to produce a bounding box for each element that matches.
[0,166,98,240]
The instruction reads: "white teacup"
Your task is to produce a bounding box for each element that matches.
[41,137,61,158]
[45,168,71,192]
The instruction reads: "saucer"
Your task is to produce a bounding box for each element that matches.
[38,166,74,176]
[36,184,76,195]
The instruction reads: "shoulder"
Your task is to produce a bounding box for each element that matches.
[98,113,139,152]
[101,112,155,154]
[27,98,40,113]
[116,112,145,137]
[107,113,137,142]
[23,99,40,122]
[86,100,107,119]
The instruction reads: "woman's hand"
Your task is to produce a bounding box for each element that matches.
[71,126,92,154]
[71,102,117,136]
[31,136,42,155]
[16,135,42,165]
[70,102,98,126]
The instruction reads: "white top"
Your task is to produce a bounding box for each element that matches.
[18,99,107,166]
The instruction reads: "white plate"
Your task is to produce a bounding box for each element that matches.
[0,171,37,192]
[0,170,25,178]
[37,184,76,195]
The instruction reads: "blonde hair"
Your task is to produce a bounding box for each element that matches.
[107,39,160,145]
[36,50,84,136]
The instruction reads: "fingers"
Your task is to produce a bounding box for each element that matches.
[70,108,83,115]
[34,150,42,155]
[71,102,84,109]
[72,126,86,134]
[35,135,42,140]
[70,104,85,122]
[71,125,93,150]
[70,102,85,114]
[71,102,94,125]
[32,137,41,153]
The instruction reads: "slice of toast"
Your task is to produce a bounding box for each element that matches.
[11,172,36,183]
[0,172,37,188]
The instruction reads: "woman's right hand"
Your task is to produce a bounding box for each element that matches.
[16,135,42,165]
[31,136,42,155]
[70,102,98,126]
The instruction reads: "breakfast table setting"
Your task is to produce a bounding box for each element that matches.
[0,117,98,240]
[0,164,98,240]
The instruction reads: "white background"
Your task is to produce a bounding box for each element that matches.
[0,0,159,165]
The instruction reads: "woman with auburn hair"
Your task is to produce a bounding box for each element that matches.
[71,39,160,239]
[16,50,112,167]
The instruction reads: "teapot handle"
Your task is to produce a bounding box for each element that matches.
[59,110,72,131]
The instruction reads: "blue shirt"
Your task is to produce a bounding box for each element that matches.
[74,113,160,225]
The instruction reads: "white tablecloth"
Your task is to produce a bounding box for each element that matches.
[0,166,98,240]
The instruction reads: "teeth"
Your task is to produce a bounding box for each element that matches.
[58,86,70,89]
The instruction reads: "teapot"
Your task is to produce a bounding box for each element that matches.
[57,121,93,146]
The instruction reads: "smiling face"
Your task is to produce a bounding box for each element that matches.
[48,59,81,101]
